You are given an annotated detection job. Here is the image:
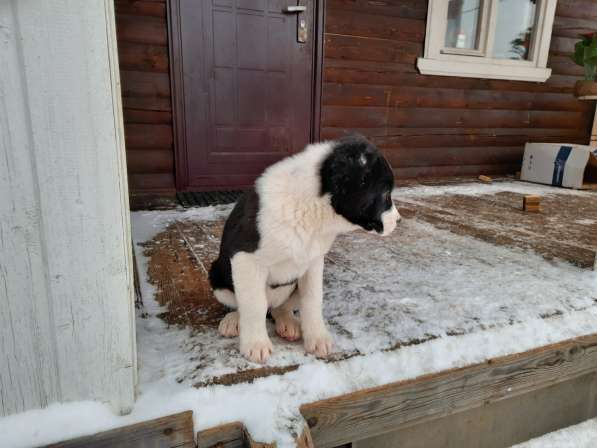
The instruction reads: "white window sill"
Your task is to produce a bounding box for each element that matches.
[417,58,552,83]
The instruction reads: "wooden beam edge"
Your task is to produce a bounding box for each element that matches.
[300,332,597,447]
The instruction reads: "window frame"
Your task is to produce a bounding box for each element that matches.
[417,0,557,82]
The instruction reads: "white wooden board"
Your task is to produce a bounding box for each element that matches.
[0,0,135,416]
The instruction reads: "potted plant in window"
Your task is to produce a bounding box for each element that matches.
[573,32,597,99]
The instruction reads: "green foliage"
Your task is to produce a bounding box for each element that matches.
[572,33,597,81]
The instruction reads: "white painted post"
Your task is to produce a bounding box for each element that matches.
[0,0,136,416]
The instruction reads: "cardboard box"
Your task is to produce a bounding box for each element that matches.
[520,143,597,189]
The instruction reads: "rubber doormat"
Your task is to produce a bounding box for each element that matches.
[176,190,244,208]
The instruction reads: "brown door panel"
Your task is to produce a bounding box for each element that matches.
[171,0,317,191]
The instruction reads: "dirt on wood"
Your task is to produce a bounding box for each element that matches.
[396,190,597,269]
[141,220,227,328]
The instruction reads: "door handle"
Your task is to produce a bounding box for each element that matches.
[282,4,308,43]
[282,5,306,13]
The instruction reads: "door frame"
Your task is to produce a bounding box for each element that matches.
[167,0,326,192]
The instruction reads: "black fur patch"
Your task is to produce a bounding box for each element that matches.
[320,134,395,233]
[208,188,261,292]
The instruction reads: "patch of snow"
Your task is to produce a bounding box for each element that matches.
[2,182,596,448]
[3,309,597,448]
[511,417,597,447]
[394,181,594,199]
[575,218,596,226]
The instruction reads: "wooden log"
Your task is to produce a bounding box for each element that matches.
[121,71,171,98]
[550,36,577,56]
[126,149,174,174]
[556,0,597,21]
[118,42,169,73]
[301,334,597,448]
[323,64,580,94]
[123,95,172,112]
[393,164,520,179]
[325,10,425,43]
[123,109,172,125]
[320,126,587,142]
[116,15,168,46]
[552,15,596,38]
[128,173,175,192]
[548,54,586,76]
[46,411,194,448]
[383,146,523,168]
[322,83,589,112]
[324,34,421,65]
[115,0,166,18]
[124,123,173,148]
[326,0,427,20]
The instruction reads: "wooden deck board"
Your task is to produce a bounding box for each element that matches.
[301,334,597,447]
[46,411,194,448]
[137,185,597,388]
[396,189,597,269]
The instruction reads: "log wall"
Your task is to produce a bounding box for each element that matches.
[115,0,175,195]
[116,0,597,194]
[321,0,597,178]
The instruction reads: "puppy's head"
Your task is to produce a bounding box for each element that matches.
[320,135,400,236]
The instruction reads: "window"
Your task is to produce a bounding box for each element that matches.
[417,0,557,82]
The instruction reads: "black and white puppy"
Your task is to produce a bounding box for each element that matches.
[209,135,400,363]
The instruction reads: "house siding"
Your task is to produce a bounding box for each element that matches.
[116,0,597,194]
[321,0,597,178]
[115,0,175,195]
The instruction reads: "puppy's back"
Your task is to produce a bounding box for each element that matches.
[209,188,261,292]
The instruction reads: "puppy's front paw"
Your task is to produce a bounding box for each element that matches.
[218,311,239,337]
[275,314,301,341]
[304,330,333,358]
[240,336,273,364]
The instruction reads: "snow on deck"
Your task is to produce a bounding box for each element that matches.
[2,182,596,448]
[128,181,596,445]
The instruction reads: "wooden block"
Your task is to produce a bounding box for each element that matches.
[523,195,542,212]
[478,175,493,183]
[524,195,541,204]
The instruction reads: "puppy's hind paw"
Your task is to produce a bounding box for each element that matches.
[275,314,302,341]
[304,331,333,358]
[218,311,240,338]
[240,337,273,364]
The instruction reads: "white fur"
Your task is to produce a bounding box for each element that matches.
[218,142,396,363]
[381,204,400,236]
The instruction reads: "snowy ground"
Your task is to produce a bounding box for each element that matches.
[1,182,596,448]
[511,417,597,447]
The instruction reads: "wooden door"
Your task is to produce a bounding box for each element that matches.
[170,0,319,191]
